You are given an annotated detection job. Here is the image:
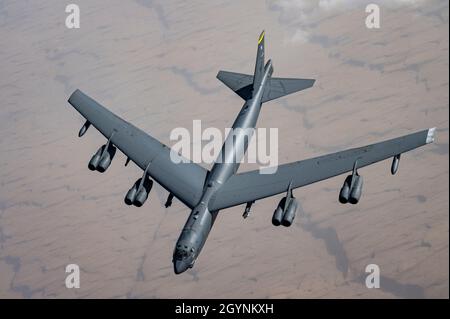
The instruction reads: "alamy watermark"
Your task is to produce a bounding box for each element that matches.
[366,4,381,29]
[365,264,380,289]
[169,120,279,174]
[65,4,80,29]
[65,264,80,289]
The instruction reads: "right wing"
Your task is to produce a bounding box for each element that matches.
[68,90,208,209]
[209,129,436,211]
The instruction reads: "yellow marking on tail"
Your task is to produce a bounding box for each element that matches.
[258,31,265,45]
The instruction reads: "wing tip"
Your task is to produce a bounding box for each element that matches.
[426,127,436,144]
[68,88,82,102]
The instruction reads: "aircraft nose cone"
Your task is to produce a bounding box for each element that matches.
[173,260,188,275]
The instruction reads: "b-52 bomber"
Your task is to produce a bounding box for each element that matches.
[67,31,436,274]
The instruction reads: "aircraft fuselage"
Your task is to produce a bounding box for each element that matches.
[172,60,273,274]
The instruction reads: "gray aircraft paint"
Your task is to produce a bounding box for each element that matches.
[173,33,272,274]
[67,31,435,275]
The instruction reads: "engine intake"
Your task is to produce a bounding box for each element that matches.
[339,174,363,204]
[125,177,153,207]
[125,179,139,205]
[339,175,352,204]
[281,198,298,227]
[272,197,286,226]
[272,197,298,227]
[349,175,363,204]
[88,146,103,171]
[88,144,116,172]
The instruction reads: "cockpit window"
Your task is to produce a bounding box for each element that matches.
[175,247,190,260]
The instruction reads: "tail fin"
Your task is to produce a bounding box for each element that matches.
[253,30,265,89]
[216,30,315,102]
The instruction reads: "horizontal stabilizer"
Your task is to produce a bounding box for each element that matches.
[216,71,254,100]
[262,77,315,103]
[216,71,315,102]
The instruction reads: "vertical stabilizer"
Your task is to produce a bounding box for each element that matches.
[253,30,265,90]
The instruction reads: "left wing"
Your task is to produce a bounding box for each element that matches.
[68,90,207,209]
[209,128,436,211]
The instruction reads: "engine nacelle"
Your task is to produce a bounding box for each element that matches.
[88,146,104,171]
[281,198,298,227]
[88,144,116,172]
[97,145,116,173]
[339,175,352,204]
[134,178,153,207]
[272,197,286,226]
[124,177,153,207]
[339,174,363,204]
[125,179,140,205]
[349,175,363,204]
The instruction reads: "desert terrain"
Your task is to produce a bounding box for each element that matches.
[0,0,448,298]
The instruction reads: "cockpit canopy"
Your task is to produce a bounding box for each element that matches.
[174,244,194,260]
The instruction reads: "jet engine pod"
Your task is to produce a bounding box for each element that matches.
[97,145,117,173]
[88,144,116,172]
[349,175,363,204]
[88,145,104,171]
[281,198,298,227]
[339,175,352,204]
[125,178,140,205]
[134,178,153,207]
[272,197,286,226]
